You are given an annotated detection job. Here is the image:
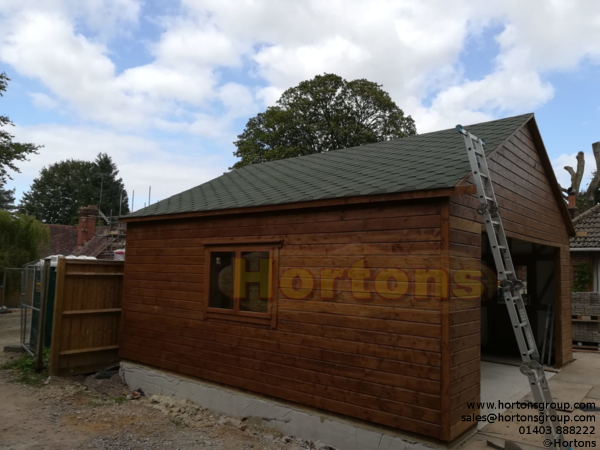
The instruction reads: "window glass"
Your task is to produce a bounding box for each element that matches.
[209,252,235,309]
[239,251,271,313]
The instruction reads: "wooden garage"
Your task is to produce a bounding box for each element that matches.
[119,113,574,443]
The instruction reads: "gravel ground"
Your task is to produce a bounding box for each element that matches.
[0,311,333,450]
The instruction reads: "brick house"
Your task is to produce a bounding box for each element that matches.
[40,205,126,260]
[570,204,600,292]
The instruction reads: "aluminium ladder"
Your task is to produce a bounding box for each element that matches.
[457,125,563,445]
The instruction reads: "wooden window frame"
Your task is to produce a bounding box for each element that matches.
[204,244,279,328]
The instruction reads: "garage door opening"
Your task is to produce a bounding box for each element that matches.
[478,236,559,425]
[481,236,557,367]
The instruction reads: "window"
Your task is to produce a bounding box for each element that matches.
[204,246,277,326]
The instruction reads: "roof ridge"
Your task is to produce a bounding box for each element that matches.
[233,113,535,172]
[125,113,531,219]
[573,202,600,225]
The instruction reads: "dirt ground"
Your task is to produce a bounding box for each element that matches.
[0,312,323,450]
[4,309,598,450]
[0,311,21,366]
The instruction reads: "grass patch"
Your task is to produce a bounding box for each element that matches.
[0,348,49,387]
[88,395,127,407]
[112,395,127,405]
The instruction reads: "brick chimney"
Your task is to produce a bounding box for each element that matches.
[567,187,578,219]
[77,205,98,247]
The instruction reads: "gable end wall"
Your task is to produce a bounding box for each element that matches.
[447,119,572,441]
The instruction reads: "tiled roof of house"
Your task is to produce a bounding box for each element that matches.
[73,235,116,258]
[40,224,78,258]
[126,113,533,219]
[571,204,600,249]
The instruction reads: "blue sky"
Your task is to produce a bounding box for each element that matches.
[1,0,599,211]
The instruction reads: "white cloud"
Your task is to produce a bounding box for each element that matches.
[9,124,228,211]
[28,92,60,110]
[116,63,216,106]
[0,12,151,128]
[414,69,554,131]
[256,86,283,107]
[176,0,600,130]
[153,21,245,69]
[3,0,600,135]
[217,83,256,118]
[1,0,600,205]
[0,0,141,39]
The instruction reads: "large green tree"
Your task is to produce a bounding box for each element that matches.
[232,73,417,169]
[0,72,41,216]
[0,211,49,305]
[0,179,15,210]
[19,153,130,225]
[0,210,49,269]
[0,72,41,184]
[93,153,130,217]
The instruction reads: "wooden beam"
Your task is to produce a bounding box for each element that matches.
[65,272,124,276]
[120,185,477,224]
[59,345,119,356]
[62,308,122,316]
[63,259,124,265]
[440,199,451,441]
[203,239,283,247]
[35,259,51,372]
[49,256,66,376]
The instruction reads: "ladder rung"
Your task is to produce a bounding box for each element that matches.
[485,196,494,202]
[480,173,488,178]
[498,245,506,250]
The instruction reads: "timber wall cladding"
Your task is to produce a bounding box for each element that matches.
[121,199,449,438]
[447,121,573,439]
[49,257,124,376]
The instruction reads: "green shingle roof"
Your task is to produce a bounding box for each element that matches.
[126,113,532,219]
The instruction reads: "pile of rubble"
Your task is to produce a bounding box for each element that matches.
[143,394,335,450]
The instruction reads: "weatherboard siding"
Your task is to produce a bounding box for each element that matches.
[447,120,572,440]
[121,199,450,439]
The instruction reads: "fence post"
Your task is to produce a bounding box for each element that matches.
[35,258,51,372]
[1,271,6,308]
[49,256,66,376]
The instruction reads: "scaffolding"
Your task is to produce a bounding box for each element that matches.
[97,212,126,260]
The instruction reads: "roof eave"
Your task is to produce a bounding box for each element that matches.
[120,185,477,224]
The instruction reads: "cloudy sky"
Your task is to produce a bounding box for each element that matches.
[1,0,600,211]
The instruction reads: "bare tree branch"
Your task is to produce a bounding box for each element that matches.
[585,143,600,204]
[564,151,585,194]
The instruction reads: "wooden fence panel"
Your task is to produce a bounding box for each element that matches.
[49,257,124,376]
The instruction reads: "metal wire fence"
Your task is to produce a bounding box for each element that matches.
[19,260,51,371]
[20,263,40,356]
